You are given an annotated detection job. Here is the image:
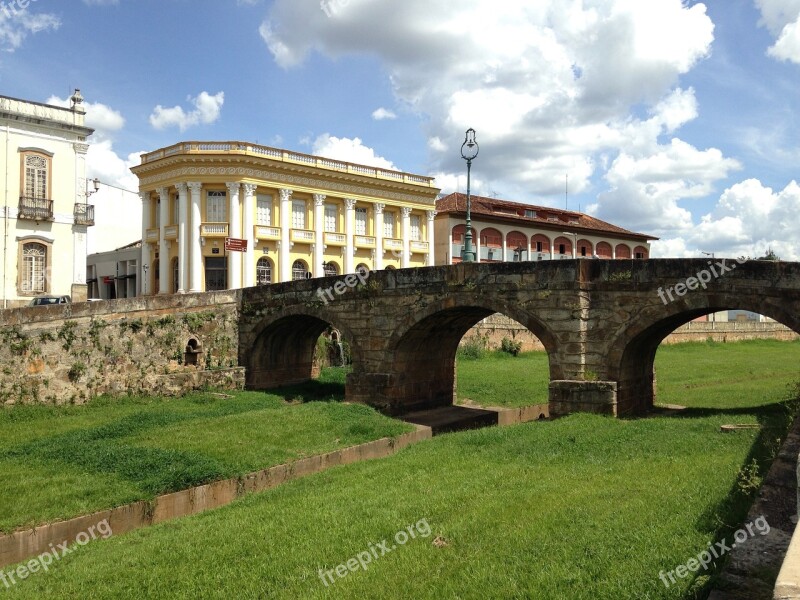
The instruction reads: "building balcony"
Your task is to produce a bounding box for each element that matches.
[255,225,281,240]
[18,197,54,221]
[145,228,159,243]
[384,238,403,251]
[73,203,95,226]
[164,225,178,240]
[291,229,315,243]
[410,240,429,253]
[324,232,346,246]
[354,235,375,248]
[201,223,229,238]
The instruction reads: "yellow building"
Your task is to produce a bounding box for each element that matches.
[0,90,95,308]
[131,142,439,294]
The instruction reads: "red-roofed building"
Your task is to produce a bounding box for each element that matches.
[434,193,657,264]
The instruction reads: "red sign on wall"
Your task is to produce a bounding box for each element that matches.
[224,237,248,252]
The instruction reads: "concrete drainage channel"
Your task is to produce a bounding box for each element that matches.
[0,402,549,569]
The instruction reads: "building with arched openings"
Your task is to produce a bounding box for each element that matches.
[130,142,439,293]
[434,193,656,264]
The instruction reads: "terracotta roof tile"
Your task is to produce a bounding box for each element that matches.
[435,193,657,241]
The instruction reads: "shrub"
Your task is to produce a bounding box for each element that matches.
[458,334,487,360]
[500,337,522,357]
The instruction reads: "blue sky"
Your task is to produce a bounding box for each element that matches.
[1,0,799,259]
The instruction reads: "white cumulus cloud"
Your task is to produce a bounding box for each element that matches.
[372,107,397,120]
[756,0,800,63]
[149,91,225,132]
[311,134,398,170]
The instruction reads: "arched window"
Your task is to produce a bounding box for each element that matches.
[596,242,613,259]
[292,260,308,281]
[634,246,649,259]
[20,242,46,293]
[323,262,339,277]
[615,244,631,259]
[577,239,593,258]
[257,257,272,285]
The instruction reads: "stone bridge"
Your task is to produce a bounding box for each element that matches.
[239,259,800,417]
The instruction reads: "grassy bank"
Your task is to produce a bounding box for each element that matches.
[0,368,410,533]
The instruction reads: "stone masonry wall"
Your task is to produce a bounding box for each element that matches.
[464,314,799,352]
[0,292,242,405]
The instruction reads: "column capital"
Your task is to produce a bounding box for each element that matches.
[226,182,241,195]
[401,207,412,218]
[175,182,188,194]
[139,191,151,203]
[427,210,437,221]
[187,181,203,194]
[157,186,170,199]
[243,183,258,195]
[344,198,357,210]
[280,188,293,202]
[374,203,385,215]
[314,193,327,206]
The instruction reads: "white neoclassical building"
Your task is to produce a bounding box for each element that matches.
[0,91,95,307]
[130,142,439,294]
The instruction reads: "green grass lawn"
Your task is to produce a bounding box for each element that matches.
[3,404,794,599]
[0,368,410,533]
[2,339,798,599]
[456,338,800,410]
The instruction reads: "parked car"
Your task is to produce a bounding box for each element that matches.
[29,295,71,306]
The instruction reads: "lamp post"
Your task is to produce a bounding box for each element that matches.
[142,264,149,296]
[460,128,479,262]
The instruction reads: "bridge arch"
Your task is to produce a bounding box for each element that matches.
[243,306,362,390]
[608,297,800,415]
[370,299,559,414]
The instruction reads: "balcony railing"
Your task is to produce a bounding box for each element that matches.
[200,223,229,237]
[255,225,281,240]
[410,240,429,252]
[384,238,403,251]
[73,203,95,226]
[291,229,315,243]
[18,197,53,221]
[324,232,346,246]
[354,235,375,248]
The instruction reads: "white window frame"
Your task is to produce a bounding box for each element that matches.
[383,212,395,238]
[355,207,367,236]
[410,215,421,241]
[292,200,306,229]
[206,191,227,222]
[324,204,338,233]
[256,194,272,226]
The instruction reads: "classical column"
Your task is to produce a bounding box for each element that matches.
[426,210,436,267]
[158,187,170,294]
[242,183,257,287]
[188,182,203,292]
[344,198,356,274]
[374,203,385,270]
[401,207,412,268]
[176,183,188,293]
[139,191,151,295]
[314,194,326,277]
[279,189,292,283]
[502,232,508,263]
[526,237,532,263]
[227,182,242,289]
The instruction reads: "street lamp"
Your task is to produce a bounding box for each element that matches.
[142,264,149,296]
[86,177,100,197]
[460,128,479,262]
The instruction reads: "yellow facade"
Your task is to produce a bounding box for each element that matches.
[131,142,439,293]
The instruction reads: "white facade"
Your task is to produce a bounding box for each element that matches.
[0,91,95,307]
